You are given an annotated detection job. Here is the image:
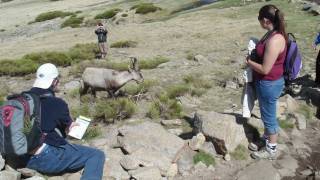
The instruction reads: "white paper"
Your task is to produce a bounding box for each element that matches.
[68,116,91,140]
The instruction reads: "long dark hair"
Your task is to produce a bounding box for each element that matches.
[258,5,288,42]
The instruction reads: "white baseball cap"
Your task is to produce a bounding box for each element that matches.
[33,63,59,89]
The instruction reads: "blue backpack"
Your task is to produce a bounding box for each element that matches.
[284,33,302,84]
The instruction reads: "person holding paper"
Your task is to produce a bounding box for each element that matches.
[26,63,105,180]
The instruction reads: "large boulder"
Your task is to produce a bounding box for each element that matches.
[236,160,280,180]
[193,111,248,154]
[117,122,185,176]
[0,170,21,180]
[103,148,130,180]
[129,167,162,180]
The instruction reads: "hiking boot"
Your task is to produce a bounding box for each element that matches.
[251,149,277,160]
[248,138,266,151]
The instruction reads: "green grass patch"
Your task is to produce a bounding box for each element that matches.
[279,119,294,129]
[83,125,101,141]
[34,11,74,22]
[94,98,136,123]
[193,150,215,167]
[61,16,84,28]
[110,40,137,48]
[95,8,122,19]
[230,144,248,160]
[183,74,212,89]
[147,92,182,119]
[121,13,128,17]
[131,3,162,14]
[1,0,14,2]
[70,103,93,119]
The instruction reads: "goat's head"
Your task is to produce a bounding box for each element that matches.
[128,57,144,83]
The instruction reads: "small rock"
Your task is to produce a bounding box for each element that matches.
[119,155,140,171]
[48,177,65,180]
[188,133,206,151]
[66,172,82,180]
[194,54,208,62]
[194,161,207,172]
[0,170,21,180]
[225,80,238,89]
[310,5,320,16]
[161,119,183,126]
[299,169,313,176]
[224,154,231,161]
[167,128,183,136]
[64,80,80,91]
[293,113,307,130]
[276,155,299,177]
[302,3,313,11]
[25,176,46,180]
[17,168,39,177]
[199,142,217,157]
[177,147,196,176]
[0,155,4,170]
[237,160,280,180]
[167,163,178,178]
[129,167,162,180]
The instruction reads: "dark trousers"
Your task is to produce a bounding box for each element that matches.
[316,50,320,84]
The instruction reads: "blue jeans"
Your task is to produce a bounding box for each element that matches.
[27,144,105,180]
[255,77,284,135]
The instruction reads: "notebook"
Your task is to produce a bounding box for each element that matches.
[68,116,91,140]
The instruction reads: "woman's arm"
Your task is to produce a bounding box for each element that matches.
[247,34,285,75]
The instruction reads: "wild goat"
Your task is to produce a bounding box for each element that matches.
[80,57,144,97]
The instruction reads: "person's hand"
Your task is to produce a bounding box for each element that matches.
[245,56,250,65]
[68,122,79,133]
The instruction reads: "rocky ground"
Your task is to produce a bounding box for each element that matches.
[0,0,320,180]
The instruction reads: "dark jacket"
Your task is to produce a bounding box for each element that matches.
[30,88,72,147]
[95,27,107,43]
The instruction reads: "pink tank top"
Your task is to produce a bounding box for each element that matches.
[255,32,287,80]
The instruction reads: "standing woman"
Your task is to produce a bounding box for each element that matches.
[246,4,287,160]
[313,31,320,86]
[95,22,108,58]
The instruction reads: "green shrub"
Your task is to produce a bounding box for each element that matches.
[110,40,137,48]
[83,19,101,27]
[147,93,182,119]
[124,80,157,95]
[23,52,73,66]
[70,103,92,118]
[83,125,101,141]
[297,104,313,120]
[183,75,212,89]
[68,43,98,62]
[230,145,248,160]
[190,88,206,97]
[61,16,84,28]
[131,3,161,14]
[0,29,5,32]
[166,84,190,99]
[193,150,215,166]
[94,98,136,123]
[121,13,128,17]
[95,8,122,19]
[0,59,38,76]
[1,0,14,2]
[35,11,74,22]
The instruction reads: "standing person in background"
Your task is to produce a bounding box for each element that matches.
[246,4,287,160]
[313,31,320,86]
[26,63,105,180]
[95,22,108,58]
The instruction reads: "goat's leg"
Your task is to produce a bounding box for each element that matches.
[80,83,89,96]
